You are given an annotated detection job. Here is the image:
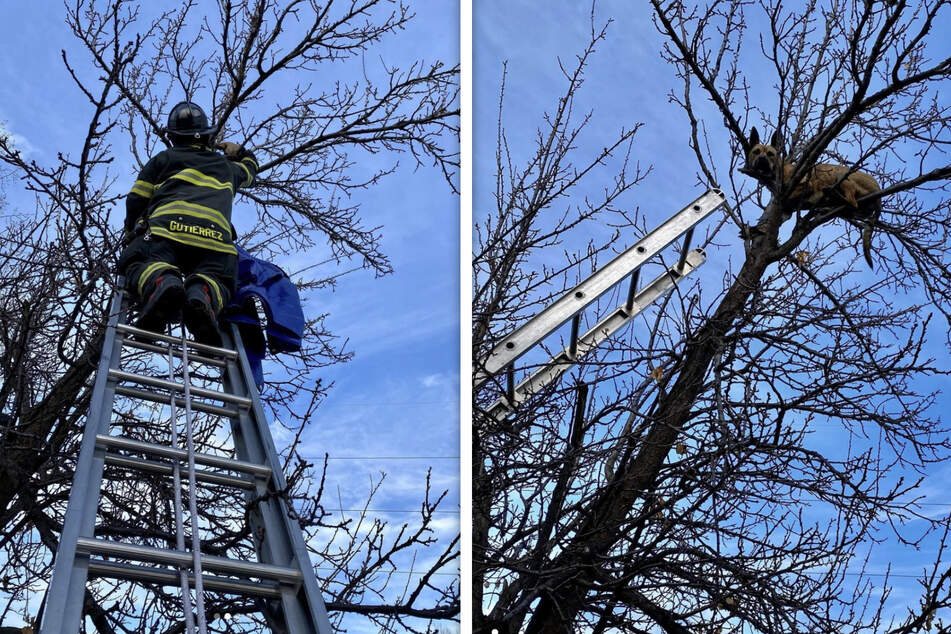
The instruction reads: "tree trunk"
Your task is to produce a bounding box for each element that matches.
[524,212,778,631]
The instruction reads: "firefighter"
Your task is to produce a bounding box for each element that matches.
[120,101,258,346]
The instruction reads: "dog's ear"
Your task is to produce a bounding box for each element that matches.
[770,130,784,153]
[749,126,760,146]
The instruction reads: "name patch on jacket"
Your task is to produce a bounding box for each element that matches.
[169,219,225,241]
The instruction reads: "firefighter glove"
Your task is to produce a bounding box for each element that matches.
[217,141,242,159]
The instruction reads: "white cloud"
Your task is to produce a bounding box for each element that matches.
[0,119,35,157]
[422,372,458,390]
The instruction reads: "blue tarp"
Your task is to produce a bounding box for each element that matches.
[223,245,305,387]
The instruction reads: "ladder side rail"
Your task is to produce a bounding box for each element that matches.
[166,339,196,633]
[216,339,283,573]
[222,324,334,633]
[179,332,209,634]
[485,250,706,420]
[41,288,126,634]
[224,406,303,633]
[476,188,727,385]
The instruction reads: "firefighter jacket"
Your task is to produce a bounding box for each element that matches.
[124,144,258,255]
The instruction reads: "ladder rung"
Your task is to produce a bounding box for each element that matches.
[76,537,303,584]
[103,452,256,490]
[116,323,238,360]
[96,434,272,478]
[114,385,239,418]
[87,559,282,598]
[109,369,252,408]
[122,338,227,368]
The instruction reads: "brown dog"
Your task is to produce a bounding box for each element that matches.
[744,126,882,267]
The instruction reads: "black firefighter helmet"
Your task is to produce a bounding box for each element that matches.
[165,101,217,139]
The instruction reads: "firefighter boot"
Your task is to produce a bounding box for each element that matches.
[183,282,222,347]
[135,273,185,334]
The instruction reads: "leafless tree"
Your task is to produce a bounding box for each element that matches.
[0,1,458,632]
[474,2,951,632]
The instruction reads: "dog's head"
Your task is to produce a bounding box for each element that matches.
[745,126,783,181]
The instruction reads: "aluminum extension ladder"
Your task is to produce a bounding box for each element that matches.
[476,188,729,419]
[40,286,333,633]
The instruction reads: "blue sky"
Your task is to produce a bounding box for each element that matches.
[0,1,458,632]
[475,0,951,627]
[3,0,950,629]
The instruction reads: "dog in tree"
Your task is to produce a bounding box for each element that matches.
[743,126,882,267]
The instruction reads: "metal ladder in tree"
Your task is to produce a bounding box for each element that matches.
[476,188,729,418]
[40,286,333,633]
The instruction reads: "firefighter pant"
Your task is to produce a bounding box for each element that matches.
[120,236,236,315]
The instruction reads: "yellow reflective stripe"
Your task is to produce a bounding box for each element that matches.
[137,262,179,297]
[164,168,234,193]
[130,180,155,198]
[194,273,223,310]
[152,200,230,230]
[151,226,238,255]
[237,161,253,187]
[241,155,258,171]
